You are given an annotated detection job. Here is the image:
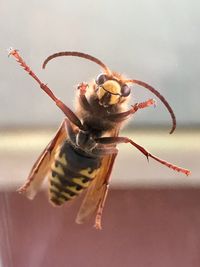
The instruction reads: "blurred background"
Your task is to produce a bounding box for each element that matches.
[0,0,199,266]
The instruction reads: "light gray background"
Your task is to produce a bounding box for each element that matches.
[0,0,199,128]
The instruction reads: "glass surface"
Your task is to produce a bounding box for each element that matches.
[0,1,199,266]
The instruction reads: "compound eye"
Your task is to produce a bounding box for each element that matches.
[121,84,131,97]
[95,73,108,85]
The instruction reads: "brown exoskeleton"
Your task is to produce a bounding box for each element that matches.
[8,48,190,229]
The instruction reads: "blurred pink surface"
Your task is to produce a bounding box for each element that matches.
[1,188,200,267]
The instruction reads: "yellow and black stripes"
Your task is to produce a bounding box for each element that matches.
[49,141,101,206]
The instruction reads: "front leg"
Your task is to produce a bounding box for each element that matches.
[77,82,93,112]
[104,99,156,122]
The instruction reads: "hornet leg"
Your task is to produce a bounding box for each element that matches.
[77,82,93,112]
[8,48,85,131]
[95,136,191,175]
[105,99,156,122]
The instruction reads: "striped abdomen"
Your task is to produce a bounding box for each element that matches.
[49,141,101,206]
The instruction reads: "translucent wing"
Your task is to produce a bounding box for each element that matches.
[76,128,119,229]
[18,120,67,199]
